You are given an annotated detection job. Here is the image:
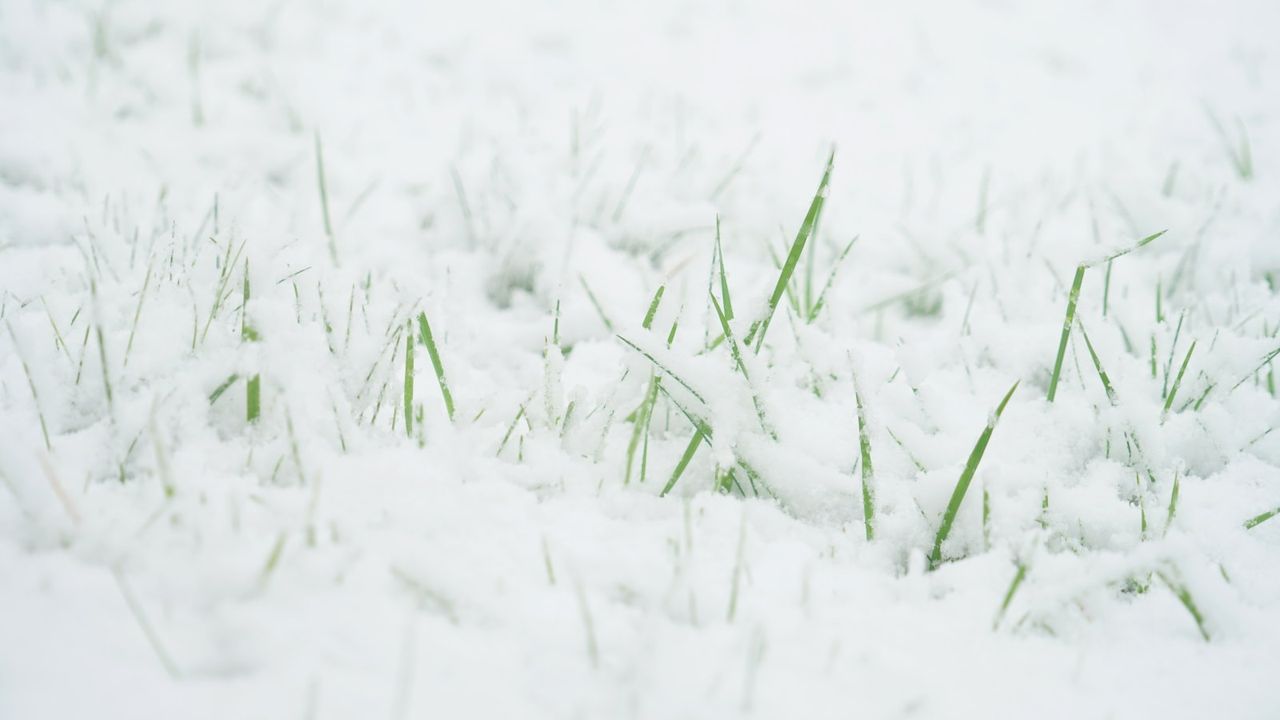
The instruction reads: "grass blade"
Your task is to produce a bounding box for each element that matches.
[1244,506,1280,530]
[416,311,455,421]
[578,275,614,332]
[1162,341,1197,418]
[745,149,834,353]
[928,381,1019,569]
[993,561,1027,630]
[242,262,260,423]
[808,235,859,323]
[1046,266,1085,402]
[715,217,734,322]
[642,285,665,330]
[710,295,771,437]
[1156,571,1211,641]
[316,133,337,262]
[616,335,706,405]
[660,429,707,497]
[1163,470,1181,536]
[1094,230,1167,266]
[403,319,415,438]
[851,367,876,541]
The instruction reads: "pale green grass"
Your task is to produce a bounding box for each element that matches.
[851,367,876,541]
[744,149,834,353]
[416,311,455,421]
[929,381,1019,569]
[242,262,260,423]
[403,318,415,438]
[1046,230,1166,402]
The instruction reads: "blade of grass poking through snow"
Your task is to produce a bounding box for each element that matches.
[1161,310,1186,398]
[625,286,666,484]
[993,561,1027,630]
[655,384,716,497]
[1157,571,1211,641]
[660,428,708,497]
[1077,321,1118,404]
[496,400,529,457]
[745,149,834,353]
[851,365,876,541]
[808,235,859,323]
[714,217,734,321]
[242,262,260,423]
[1096,229,1168,265]
[1046,230,1167,402]
[403,319,415,438]
[315,133,337,262]
[416,311,455,422]
[642,285,665,329]
[1046,266,1085,402]
[1230,343,1280,392]
[5,321,52,451]
[1163,470,1181,536]
[1081,322,1158,486]
[616,335,707,405]
[1162,341,1197,418]
[928,381,1019,570]
[578,275,614,332]
[123,255,154,367]
[1244,506,1280,529]
[209,373,239,404]
[710,295,771,437]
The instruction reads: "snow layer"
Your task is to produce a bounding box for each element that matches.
[2,0,1280,717]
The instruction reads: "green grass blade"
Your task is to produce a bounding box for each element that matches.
[745,149,834,353]
[1245,506,1280,529]
[403,320,415,438]
[1163,470,1181,536]
[714,217,734,322]
[1046,266,1085,402]
[1094,230,1168,267]
[315,133,337,262]
[209,373,239,404]
[1077,321,1117,404]
[1231,343,1280,391]
[710,295,771,437]
[416,311,455,421]
[928,381,1019,569]
[808,235,859,323]
[123,257,154,367]
[660,429,707,497]
[496,402,528,457]
[624,376,659,484]
[242,262,260,423]
[626,287,668,483]
[852,368,876,541]
[578,275,614,332]
[993,561,1027,630]
[1157,571,1211,641]
[616,335,706,405]
[1163,341,1197,417]
[642,285,665,330]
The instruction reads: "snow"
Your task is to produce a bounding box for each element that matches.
[2,0,1280,717]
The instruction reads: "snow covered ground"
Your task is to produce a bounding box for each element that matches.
[3,0,1280,717]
